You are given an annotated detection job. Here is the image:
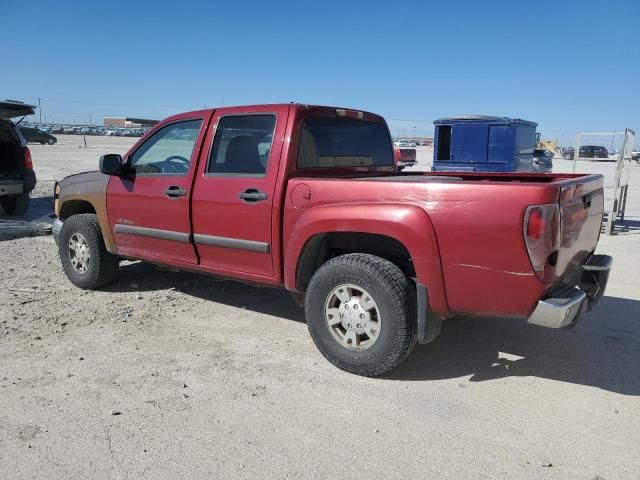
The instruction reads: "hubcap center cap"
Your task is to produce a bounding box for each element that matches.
[339,298,370,334]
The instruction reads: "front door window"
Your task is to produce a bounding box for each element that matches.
[129,120,202,175]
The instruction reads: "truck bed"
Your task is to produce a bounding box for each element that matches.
[286,171,604,317]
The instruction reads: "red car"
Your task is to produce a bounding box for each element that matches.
[52,104,611,376]
[394,147,417,170]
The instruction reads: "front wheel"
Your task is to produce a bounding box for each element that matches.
[58,214,119,289]
[305,253,417,377]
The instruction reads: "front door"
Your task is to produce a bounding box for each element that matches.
[107,115,209,264]
[191,105,289,278]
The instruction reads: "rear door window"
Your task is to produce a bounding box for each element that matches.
[208,115,276,176]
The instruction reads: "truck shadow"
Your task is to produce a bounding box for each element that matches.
[109,263,640,395]
[389,296,640,395]
[107,261,305,324]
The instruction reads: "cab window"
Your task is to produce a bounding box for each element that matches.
[129,120,202,175]
[297,117,393,168]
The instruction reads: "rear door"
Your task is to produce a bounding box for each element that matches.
[107,113,210,264]
[191,105,289,278]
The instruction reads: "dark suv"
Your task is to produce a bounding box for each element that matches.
[580,145,609,159]
[562,145,609,160]
[0,100,37,215]
[19,126,57,145]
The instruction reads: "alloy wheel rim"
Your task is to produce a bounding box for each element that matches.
[68,233,90,274]
[324,284,381,351]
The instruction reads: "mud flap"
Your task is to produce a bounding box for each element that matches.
[416,283,443,344]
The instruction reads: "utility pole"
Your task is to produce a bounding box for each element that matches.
[413,126,417,139]
[89,115,92,126]
[38,98,42,124]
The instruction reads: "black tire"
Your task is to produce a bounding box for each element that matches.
[58,214,119,289]
[305,253,417,377]
[0,193,29,215]
[47,138,55,145]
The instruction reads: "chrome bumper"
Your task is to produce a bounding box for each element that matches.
[51,218,63,245]
[528,254,613,329]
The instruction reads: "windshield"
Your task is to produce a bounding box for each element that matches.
[297,117,393,168]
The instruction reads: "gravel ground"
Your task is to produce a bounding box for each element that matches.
[0,136,639,479]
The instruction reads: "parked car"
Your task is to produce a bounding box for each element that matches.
[51,103,612,377]
[563,145,609,160]
[19,126,57,145]
[394,140,416,148]
[105,129,117,136]
[632,150,640,162]
[0,100,36,215]
[533,149,553,173]
[561,147,575,160]
[51,126,64,134]
[63,126,76,134]
[580,145,609,159]
[394,147,417,170]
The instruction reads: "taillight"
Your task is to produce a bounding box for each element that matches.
[523,204,560,283]
[394,148,401,162]
[24,147,33,170]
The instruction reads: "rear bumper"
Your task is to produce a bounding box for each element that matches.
[0,180,23,196]
[527,254,612,329]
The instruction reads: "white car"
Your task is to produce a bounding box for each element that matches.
[394,140,416,148]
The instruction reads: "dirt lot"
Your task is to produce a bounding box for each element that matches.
[1,136,639,479]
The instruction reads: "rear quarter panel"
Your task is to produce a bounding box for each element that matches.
[284,176,565,318]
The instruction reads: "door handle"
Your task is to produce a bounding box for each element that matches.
[239,188,268,203]
[164,185,186,198]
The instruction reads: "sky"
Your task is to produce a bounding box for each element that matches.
[1,0,638,143]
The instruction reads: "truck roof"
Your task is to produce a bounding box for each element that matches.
[434,115,537,127]
[168,103,385,122]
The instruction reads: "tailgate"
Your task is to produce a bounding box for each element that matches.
[555,175,604,282]
[398,148,416,162]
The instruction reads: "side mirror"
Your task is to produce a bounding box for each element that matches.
[99,154,124,176]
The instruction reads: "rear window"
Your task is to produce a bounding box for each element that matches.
[297,117,393,168]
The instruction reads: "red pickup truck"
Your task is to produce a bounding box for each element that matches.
[52,104,612,376]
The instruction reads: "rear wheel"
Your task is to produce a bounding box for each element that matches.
[0,193,29,215]
[58,214,119,289]
[305,253,417,377]
[47,138,55,145]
